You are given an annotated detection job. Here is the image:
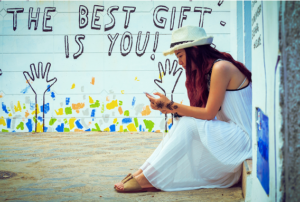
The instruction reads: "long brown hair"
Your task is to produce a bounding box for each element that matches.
[185,45,252,108]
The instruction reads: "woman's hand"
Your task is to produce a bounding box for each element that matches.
[146,92,174,113]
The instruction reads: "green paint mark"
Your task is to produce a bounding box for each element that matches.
[2,129,9,132]
[64,128,70,132]
[116,122,119,125]
[124,110,130,116]
[33,116,37,123]
[23,104,26,109]
[90,100,100,108]
[64,118,68,124]
[143,119,155,132]
[124,129,128,132]
[92,123,101,131]
[101,102,105,113]
[49,118,57,126]
[65,107,72,115]
[119,100,123,106]
[134,118,139,128]
[16,122,24,130]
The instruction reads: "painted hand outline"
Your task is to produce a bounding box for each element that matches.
[154,59,183,132]
[23,62,57,132]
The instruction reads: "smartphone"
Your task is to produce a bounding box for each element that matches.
[143,92,155,98]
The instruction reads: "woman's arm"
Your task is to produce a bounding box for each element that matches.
[147,61,232,120]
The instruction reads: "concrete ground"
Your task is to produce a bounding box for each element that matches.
[0,132,244,202]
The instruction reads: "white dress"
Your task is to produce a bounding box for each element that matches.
[140,66,252,191]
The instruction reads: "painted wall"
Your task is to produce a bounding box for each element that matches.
[0,0,237,133]
[251,1,283,202]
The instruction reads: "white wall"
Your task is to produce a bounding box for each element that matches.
[0,0,238,133]
[251,1,283,201]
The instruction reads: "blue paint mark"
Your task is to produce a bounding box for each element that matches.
[12,130,16,132]
[91,109,96,117]
[143,128,145,132]
[132,96,136,107]
[75,119,83,129]
[26,119,32,132]
[256,108,269,195]
[168,123,173,130]
[122,118,132,124]
[6,118,11,128]
[38,116,43,122]
[85,128,91,131]
[30,102,35,110]
[40,103,50,114]
[109,124,116,132]
[160,111,162,115]
[66,97,70,105]
[47,85,51,92]
[51,92,55,100]
[152,130,154,132]
[55,123,64,132]
[43,126,48,132]
[20,85,31,94]
[139,124,142,132]
[2,102,9,114]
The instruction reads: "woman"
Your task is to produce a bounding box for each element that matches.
[114,26,252,193]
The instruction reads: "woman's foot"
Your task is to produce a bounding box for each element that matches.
[114,169,143,188]
[115,172,153,191]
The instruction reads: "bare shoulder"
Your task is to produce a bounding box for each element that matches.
[212,60,234,76]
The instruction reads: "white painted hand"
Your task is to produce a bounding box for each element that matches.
[23,62,57,95]
[154,59,183,96]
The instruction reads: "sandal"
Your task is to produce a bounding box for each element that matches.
[114,175,161,193]
[114,173,132,188]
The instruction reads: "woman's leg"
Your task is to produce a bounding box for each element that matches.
[115,171,153,190]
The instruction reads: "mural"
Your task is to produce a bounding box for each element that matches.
[0,1,235,133]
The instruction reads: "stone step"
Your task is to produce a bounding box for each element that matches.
[242,159,252,202]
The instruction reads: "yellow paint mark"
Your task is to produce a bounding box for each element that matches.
[106,96,110,101]
[90,77,95,85]
[119,125,123,132]
[25,110,30,118]
[121,90,124,94]
[36,122,43,132]
[159,73,164,80]
[167,118,172,125]
[141,105,151,116]
[71,83,75,89]
[14,101,22,112]
[31,104,40,115]
[89,96,94,104]
[113,118,117,124]
[104,127,110,132]
[75,128,84,132]
[0,94,3,98]
[8,113,12,117]
[69,118,76,130]
[72,103,85,113]
[55,108,64,115]
[106,100,118,110]
[118,106,123,115]
[0,117,6,126]
[180,100,183,104]
[155,130,161,133]
[88,121,91,126]
[127,123,137,132]
[135,77,139,81]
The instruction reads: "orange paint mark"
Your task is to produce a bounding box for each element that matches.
[106,96,110,101]
[180,100,183,104]
[167,118,172,125]
[141,105,151,116]
[90,77,95,85]
[88,121,91,126]
[72,103,85,113]
[71,83,75,89]
[118,106,123,115]
[75,128,84,132]
[25,110,30,118]
[26,79,31,84]
[155,130,161,133]
[0,94,3,98]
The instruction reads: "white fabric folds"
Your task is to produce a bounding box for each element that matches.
[140,83,252,191]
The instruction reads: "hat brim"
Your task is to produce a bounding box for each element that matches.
[163,36,213,56]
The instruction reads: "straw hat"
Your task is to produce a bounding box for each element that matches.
[163,26,213,56]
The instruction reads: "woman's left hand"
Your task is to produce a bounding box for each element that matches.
[146,92,171,111]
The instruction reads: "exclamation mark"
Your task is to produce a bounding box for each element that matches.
[151,32,159,60]
[65,35,69,58]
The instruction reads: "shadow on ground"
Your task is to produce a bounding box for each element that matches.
[0,132,244,201]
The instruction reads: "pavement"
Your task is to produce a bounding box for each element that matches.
[0,132,244,202]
